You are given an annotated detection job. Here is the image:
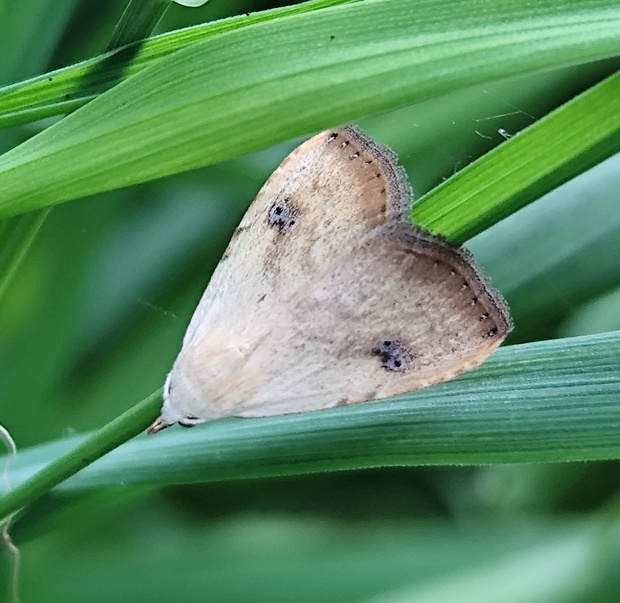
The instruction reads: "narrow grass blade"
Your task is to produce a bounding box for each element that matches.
[106,0,173,51]
[0,390,161,524]
[412,70,620,243]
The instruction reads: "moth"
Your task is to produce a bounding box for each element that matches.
[148,126,511,434]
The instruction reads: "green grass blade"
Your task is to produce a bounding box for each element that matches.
[0,0,618,218]
[2,331,620,516]
[0,0,356,128]
[0,390,160,524]
[106,0,172,51]
[412,70,620,243]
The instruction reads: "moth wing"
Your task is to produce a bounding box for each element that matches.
[182,126,411,346]
[230,225,511,418]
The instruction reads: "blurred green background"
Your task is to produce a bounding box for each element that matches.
[1,1,620,601]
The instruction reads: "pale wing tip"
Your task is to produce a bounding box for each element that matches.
[146,416,171,435]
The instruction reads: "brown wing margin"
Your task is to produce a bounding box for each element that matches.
[382,223,513,339]
[331,125,511,338]
[326,126,413,224]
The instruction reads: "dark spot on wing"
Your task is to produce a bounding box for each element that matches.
[268,199,298,233]
[372,339,411,372]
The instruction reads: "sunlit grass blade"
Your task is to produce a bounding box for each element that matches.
[470,153,620,338]
[0,0,619,218]
[412,70,620,243]
[0,0,356,128]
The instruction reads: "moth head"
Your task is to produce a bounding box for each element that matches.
[146,371,206,435]
[147,333,261,435]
